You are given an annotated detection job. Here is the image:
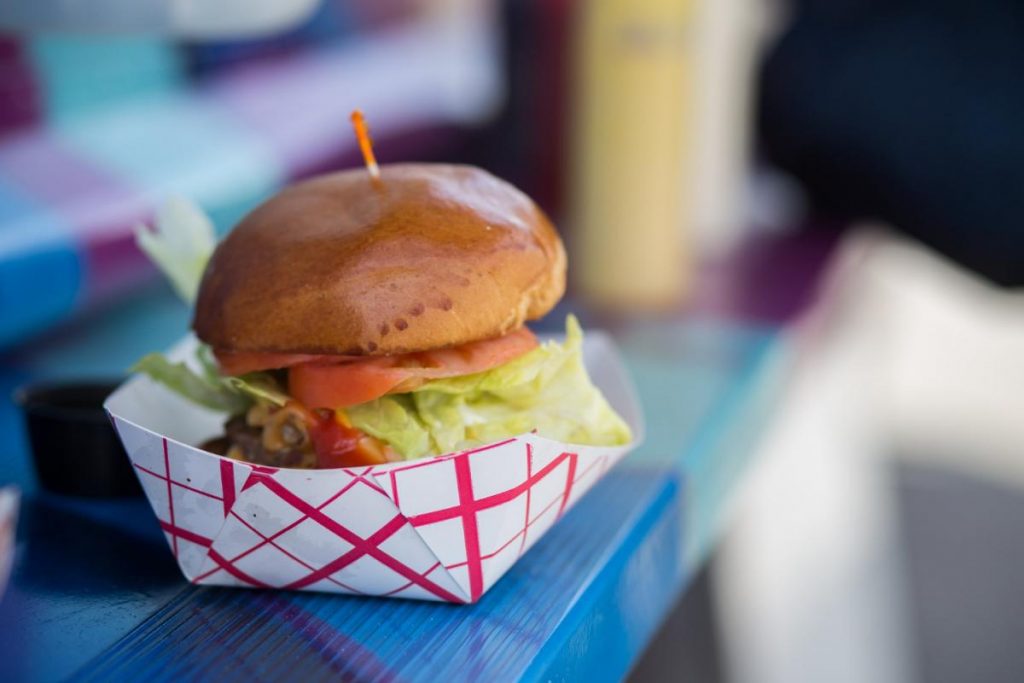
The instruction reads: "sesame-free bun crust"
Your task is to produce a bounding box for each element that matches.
[193,164,566,355]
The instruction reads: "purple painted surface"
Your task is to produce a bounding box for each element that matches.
[207,26,486,178]
[81,232,156,308]
[208,44,395,174]
[0,130,147,232]
[692,227,842,325]
[0,37,40,135]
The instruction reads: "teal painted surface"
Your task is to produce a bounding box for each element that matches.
[29,37,184,123]
[56,92,283,218]
[680,338,787,562]
[622,320,776,470]
[619,320,783,563]
[4,284,190,386]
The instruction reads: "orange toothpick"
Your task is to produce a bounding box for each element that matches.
[350,109,380,180]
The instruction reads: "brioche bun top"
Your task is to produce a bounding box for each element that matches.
[193,164,566,355]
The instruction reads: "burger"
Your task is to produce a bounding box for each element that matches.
[134,163,631,469]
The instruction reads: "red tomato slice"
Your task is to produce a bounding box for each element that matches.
[215,350,360,376]
[308,414,394,468]
[288,328,538,409]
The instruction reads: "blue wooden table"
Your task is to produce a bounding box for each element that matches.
[0,284,786,682]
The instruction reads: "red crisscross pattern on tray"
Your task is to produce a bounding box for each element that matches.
[116,416,620,603]
[373,438,615,602]
[192,467,390,594]
[205,468,459,600]
[128,438,235,557]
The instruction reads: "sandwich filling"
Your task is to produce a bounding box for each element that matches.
[136,317,629,468]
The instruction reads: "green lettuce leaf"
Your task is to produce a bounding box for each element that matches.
[133,196,294,414]
[135,196,216,304]
[346,316,632,459]
[132,347,287,414]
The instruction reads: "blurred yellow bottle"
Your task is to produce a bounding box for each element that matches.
[569,0,698,310]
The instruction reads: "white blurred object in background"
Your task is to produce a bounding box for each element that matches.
[714,229,913,683]
[689,0,777,256]
[715,226,1024,683]
[870,236,1024,486]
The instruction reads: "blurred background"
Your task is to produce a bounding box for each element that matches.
[1,0,1023,681]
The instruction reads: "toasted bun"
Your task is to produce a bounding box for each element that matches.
[193,164,566,355]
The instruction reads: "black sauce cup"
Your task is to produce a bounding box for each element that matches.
[14,381,141,497]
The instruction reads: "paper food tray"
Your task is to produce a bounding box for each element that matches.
[104,331,643,603]
[0,487,18,601]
